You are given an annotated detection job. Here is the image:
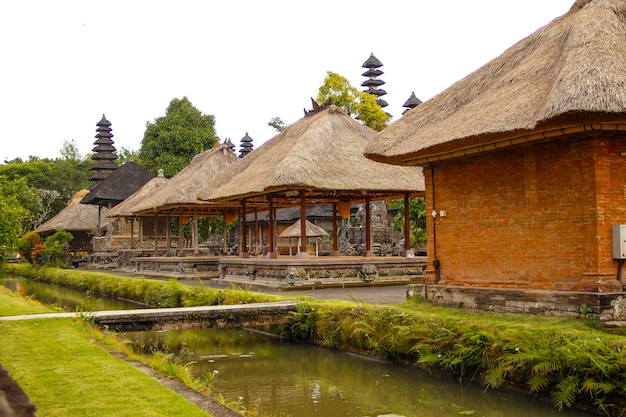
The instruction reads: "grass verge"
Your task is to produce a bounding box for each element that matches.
[0,287,212,417]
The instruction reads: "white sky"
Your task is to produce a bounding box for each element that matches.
[0,1,574,162]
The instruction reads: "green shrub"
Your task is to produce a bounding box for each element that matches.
[17,230,42,263]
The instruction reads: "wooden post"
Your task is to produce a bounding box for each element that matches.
[165,211,171,256]
[129,216,135,250]
[192,208,198,256]
[240,199,249,258]
[332,202,339,256]
[298,190,309,258]
[222,208,228,255]
[268,195,276,259]
[404,193,412,256]
[364,197,374,257]
[153,212,158,256]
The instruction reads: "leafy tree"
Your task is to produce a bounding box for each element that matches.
[117,146,140,165]
[355,91,391,132]
[0,179,34,264]
[139,97,218,177]
[390,197,426,246]
[316,71,391,131]
[268,116,288,133]
[37,229,73,268]
[0,177,40,233]
[17,230,42,263]
[0,141,90,227]
[316,71,359,116]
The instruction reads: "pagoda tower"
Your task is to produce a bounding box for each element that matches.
[88,114,118,185]
[361,53,388,108]
[402,91,423,115]
[239,133,253,158]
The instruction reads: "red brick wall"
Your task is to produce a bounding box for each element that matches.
[423,132,626,292]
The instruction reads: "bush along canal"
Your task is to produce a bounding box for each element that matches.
[4,264,626,416]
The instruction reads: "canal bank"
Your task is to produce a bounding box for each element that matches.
[4,264,626,416]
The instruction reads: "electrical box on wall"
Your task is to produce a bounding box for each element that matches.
[612,225,626,259]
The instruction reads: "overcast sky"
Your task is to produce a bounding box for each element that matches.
[1,1,574,162]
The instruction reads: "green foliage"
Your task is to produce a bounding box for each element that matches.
[390,197,427,246]
[138,97,217,178]
[0,143,90,227]
[274,298,626,416]
[17,230,42,263]
[355,91,391,132]
[0,179,33,263]
[37,229,74,268]
[316,71,359,116]
[316,71,391,131]
[268,116,288,133]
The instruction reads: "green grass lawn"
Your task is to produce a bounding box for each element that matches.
[0,288,211,417]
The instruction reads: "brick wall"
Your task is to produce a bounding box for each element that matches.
[423,132,626,292]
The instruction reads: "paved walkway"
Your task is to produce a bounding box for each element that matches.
[178,279,411,304]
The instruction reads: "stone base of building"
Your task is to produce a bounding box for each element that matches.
[217,256,427,289]
[408,284,626,324]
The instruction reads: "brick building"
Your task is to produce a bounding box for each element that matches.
[365,0,626,308]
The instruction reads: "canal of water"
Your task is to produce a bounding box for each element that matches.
[0,276,597,417]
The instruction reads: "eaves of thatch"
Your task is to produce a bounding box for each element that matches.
[81,161,154,206]
[38,190,107,233]
[131,144,239,216]
[106,173,169,218]
[364,0,626,166]
[199,105,424,206]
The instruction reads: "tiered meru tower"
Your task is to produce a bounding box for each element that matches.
[89,114,118,186]
[361,53,388,108]
[239,132,254,158]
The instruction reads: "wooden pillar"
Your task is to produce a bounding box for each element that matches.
[298,190,309,258]
[253,207,258,256]
[192,208,198,256]
[364,197,374,257]
[139,217,141,249]
[268,195,276,259]
[153,212,158,256]
[178,214,184,256]
[165,211,171,256]
[222,208,228,255]
[332,202,340,256]
[129,216,135,250]
[404,193,412,256]
[240,199,249,258]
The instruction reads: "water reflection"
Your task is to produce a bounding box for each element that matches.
[121,328,594,417]
[0,277,147,311]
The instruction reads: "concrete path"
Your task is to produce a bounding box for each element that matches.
[178,279,411,305]
[0,300,297,322]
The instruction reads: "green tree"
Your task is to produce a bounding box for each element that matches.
[0,141,90,227]
[316,71,391,131]
[390,197,426,246]
[17,230,42,263]
[268,116,288,133]
[38,229,73,268]
[0,179,34,264]
[0,177,40,233]
[139,97,218,177]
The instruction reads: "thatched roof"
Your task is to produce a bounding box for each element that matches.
[38,190,107,233]
[364,0,626,165]
[81,161,154,206]
[106,173,169,218]
[130,143,238,215]
[279,219,329,238]
[199,105,424,206]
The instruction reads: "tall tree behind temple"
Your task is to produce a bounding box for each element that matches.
[138,97,218,178]
[0,140,91,228]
